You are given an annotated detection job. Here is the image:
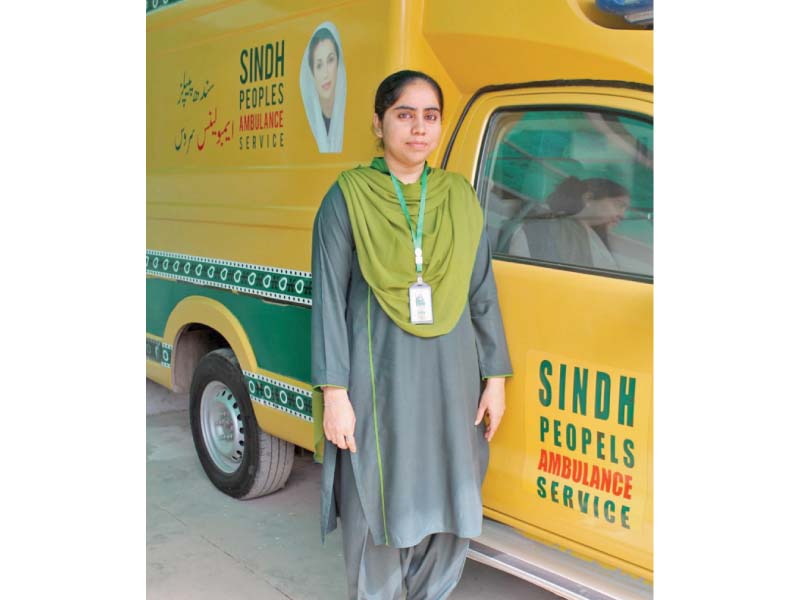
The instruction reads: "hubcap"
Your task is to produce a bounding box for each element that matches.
[200,381,245,473]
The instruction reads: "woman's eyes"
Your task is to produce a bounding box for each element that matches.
[397,112,439,121]
[314,54,336,71]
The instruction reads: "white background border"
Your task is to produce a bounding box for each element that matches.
[6,2,800,597]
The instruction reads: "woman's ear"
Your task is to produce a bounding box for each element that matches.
[373,113,382,138]
[581,191,594,204]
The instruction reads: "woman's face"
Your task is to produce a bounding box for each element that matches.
[312,38,338,102]
[578,194,630,228]
[373,80,442,171]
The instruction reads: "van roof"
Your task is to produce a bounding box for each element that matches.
[421,0,652,92]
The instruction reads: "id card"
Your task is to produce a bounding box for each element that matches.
[409,279,434,324]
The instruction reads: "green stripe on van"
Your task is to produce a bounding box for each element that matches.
[146,250,312,306]
[243,370,312,421]
[146,0,185,14]
[146,337,173,368]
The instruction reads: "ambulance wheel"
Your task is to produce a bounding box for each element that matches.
[189,348,294,499]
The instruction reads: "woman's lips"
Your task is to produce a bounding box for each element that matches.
[408,141,427,149]
[322,81,332,91]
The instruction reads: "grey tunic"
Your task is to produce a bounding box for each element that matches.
[312,182,512,548]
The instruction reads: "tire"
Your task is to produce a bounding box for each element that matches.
[189,348,294,499]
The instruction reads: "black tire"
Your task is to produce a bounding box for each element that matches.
[189,348,294,499]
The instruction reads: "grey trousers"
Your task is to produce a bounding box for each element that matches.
[333,449,470,600]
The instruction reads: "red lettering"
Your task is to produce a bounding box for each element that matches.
[538,449,635,501]
[572,459,583,483]
[547,451,561,474]
[239,110,286,131]
[589,465,600,488]
[537,449,549,472]
[612,471,624,496]
[600,467,612,493]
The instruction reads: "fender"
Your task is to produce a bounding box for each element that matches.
[163,294,315,450]
[165,295,259,374]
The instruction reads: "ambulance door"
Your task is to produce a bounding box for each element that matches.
[445,87,653,575]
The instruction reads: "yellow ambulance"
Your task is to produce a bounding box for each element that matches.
[146,1,653,597]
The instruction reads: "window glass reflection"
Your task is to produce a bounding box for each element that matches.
[479,110,653,277]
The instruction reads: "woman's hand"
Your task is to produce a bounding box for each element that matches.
[322,387,357,452]
[474,377,506,442]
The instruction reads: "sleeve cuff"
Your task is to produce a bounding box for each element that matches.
[481,373,513,380]
[313,383,349,391]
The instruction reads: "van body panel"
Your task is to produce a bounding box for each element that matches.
[422,0,652,90]
[146,278,312,382]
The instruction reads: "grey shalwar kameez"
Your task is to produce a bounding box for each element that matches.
[311,181,512,599]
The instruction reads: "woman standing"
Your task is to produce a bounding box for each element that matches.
[300,22,347,153]
[311,70,512,599]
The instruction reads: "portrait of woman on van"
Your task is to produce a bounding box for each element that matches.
[300,22,347,153]
[311,70,512,598]
[509,176,630,270]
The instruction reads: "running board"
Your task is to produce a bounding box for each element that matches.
[467,518,652,600]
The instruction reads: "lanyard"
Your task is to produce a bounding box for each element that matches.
[390,167,428,275]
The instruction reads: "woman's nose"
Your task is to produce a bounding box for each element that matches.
[411,115,425,134]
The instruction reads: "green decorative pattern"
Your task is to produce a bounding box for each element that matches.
[243,370,313,422]
[146,338,173,368]
[146,0,185,14]
[146,250,312,306]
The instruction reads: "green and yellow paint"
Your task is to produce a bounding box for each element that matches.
[146,250,311,306]
[146,337,173,368]
[243,370,312,422]
[146,0,185,14]
[147,249,313,421]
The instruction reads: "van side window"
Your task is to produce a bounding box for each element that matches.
[476,109,653,278]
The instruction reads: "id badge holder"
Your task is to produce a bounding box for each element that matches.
[409,278,434,324]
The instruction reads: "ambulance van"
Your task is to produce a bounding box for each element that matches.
[146,1,653,598]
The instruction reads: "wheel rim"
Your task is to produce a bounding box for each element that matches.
[199,381,245,474]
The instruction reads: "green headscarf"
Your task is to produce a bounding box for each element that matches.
[312,157,484,462]
[338,157,484,337]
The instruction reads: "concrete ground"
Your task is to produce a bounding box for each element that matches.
[146,379,559,599]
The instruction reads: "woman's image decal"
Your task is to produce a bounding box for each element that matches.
[300,22,347,153]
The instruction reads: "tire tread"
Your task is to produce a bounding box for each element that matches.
[190,348,295,500]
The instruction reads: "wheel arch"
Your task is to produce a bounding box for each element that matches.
[164,295,260,393]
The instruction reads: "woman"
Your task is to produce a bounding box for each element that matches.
[548,176,630,269]
[311,70,512,599]
[300,22,347,153]
[509,176,630,269]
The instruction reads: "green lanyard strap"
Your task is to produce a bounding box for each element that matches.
[389,166,428,274]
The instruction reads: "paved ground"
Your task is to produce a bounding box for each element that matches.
[146,379,558,599]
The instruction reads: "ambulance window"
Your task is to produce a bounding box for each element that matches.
[476,109,653,279]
